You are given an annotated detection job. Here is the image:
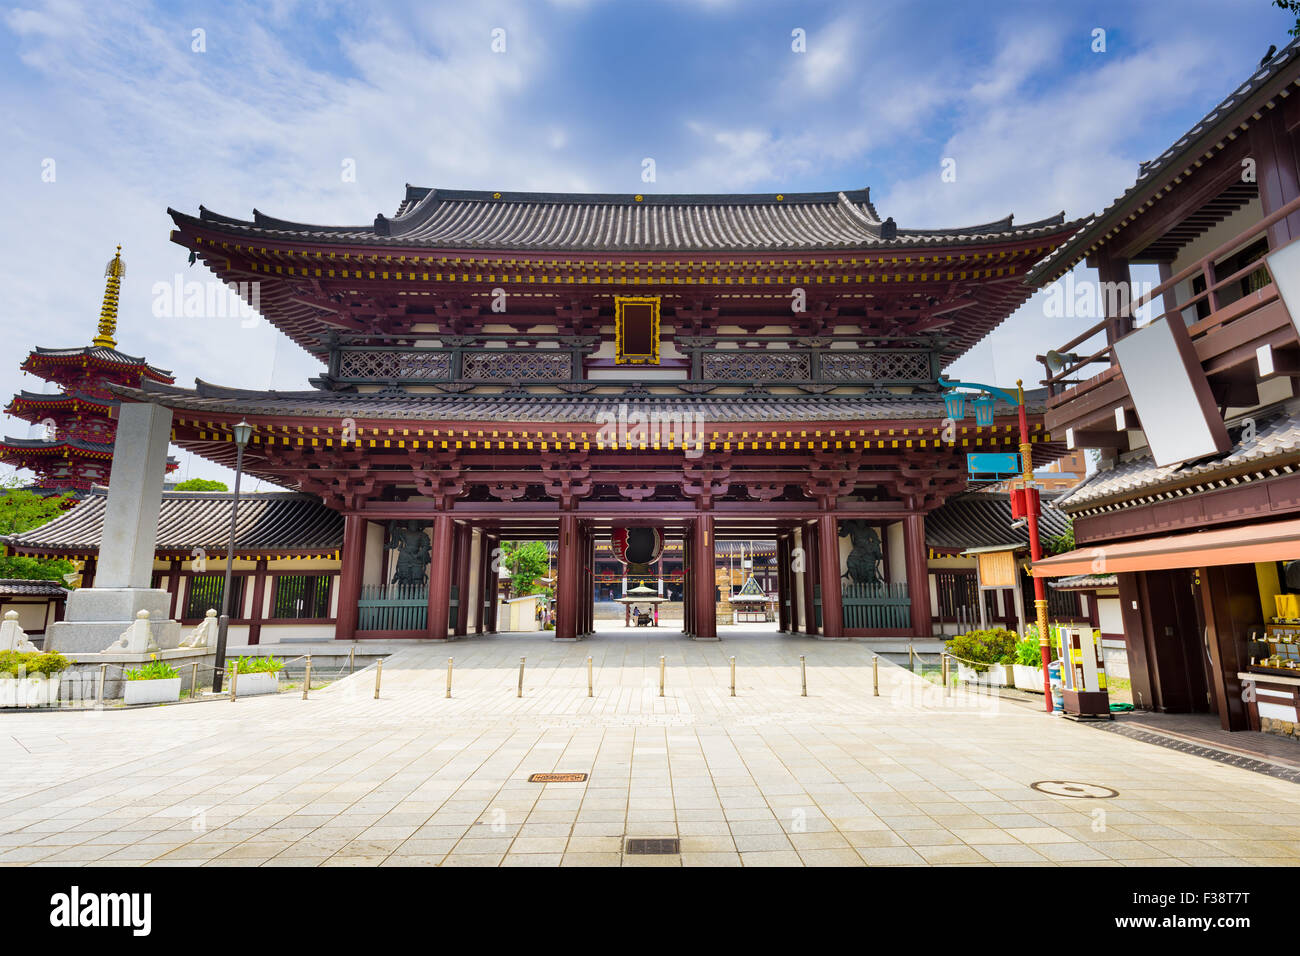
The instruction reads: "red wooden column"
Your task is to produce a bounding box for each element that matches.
[776,534,790,633]
[682,531,694,637]
[580,528,590,636]
[1250,105,1300,247]
[817,515,844,639]
[427,513,454,639]
[166,558,182,620]
[586,531,596,635]
[1096,253,1134,342]
[800,526,818,636]
[248,557,268,645]
[693,515,717,640]
[903,513,932,638]
[335,514,367,641]
[555,514,579,641]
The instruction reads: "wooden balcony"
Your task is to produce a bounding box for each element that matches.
[318,332,944,394]
[1040,194,1300,443]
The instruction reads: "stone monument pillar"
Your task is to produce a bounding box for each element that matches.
[45,401,182,652]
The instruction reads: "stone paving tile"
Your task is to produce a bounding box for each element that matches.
[5,625,1300,868]
[738,850,802,866]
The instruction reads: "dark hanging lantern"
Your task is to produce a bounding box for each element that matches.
[611,526,664,566]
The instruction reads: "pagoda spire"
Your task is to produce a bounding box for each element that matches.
[93,244,125,348]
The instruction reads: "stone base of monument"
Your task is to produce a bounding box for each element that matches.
[58,646,217,702]
[44,589,182,654]
[45,607,222,702]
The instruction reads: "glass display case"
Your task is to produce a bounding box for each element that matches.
[1249,623,1300,674]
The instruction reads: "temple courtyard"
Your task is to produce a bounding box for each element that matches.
[2,625,1299,867]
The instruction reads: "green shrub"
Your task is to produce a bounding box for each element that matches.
[0,649,70,676]
[124,657,179,681]
[1015,637,1043,667]
[945,628,1018,672]
[233,655,283,674]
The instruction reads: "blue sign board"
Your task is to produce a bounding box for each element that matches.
[966,452,1021,475]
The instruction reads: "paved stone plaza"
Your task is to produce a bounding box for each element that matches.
[2,625,1299,867]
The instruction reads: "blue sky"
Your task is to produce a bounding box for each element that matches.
[0,0,1292,485]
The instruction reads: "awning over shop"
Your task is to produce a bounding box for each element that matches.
[1032,516,1300,576]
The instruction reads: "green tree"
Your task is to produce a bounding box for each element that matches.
[1275,1,1300,37]
[0,480,77,583]
[1045,517,1075,556]
[173,477,229,491]
[501,540,550,595]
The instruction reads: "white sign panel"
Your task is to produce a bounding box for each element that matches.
[1113,317,1226,467]
[1266,238,1300,340]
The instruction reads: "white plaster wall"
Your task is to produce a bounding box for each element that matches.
[1098,595,1124,636]
[2,602,50,632]
[254,624,335,643]
[793,527,806,628]
[467,531,482,630]
[364,521,384,587]
[886,521,906,583]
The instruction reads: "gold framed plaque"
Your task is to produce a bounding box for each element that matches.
[614,295,660,365]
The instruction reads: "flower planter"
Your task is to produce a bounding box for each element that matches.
[232,671,280,696]
[984,663,1014,686]
[1013,664,1045,693]
[124,677,181,705]
[956,663,1012,686]
[0,674,60,708]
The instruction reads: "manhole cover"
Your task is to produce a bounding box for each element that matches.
[527,772,588,783]
[626,838,680,855]
[1030,781,1118,798]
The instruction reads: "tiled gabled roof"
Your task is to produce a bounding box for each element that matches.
[1055,400,1300,511]
[0,579,70,598]
[1028,37,1300,285]
[25,346,173,382]
[173,186,1071,253]
[2,490,342,557]
[925,491,1071,552]
[1050,573,1117,590]
[116,378,1052,425]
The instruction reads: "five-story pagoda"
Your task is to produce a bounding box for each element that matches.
[0,246,177,493]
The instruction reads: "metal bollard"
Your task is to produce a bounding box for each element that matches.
[446,658,454,699]
[230,664,239,702]
[374,658,383,699]
[587,656,593,698]
[800,655,807,697]
[730,656,736,697]
[659,655,665,697]
[942,654,950,697]
[302,655,312,700]
[517,657,525,698]
[97,663,106,706]
[872,654,879,697]
[190,661,199,700]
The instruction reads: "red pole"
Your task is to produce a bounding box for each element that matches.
[1017,381,1054,713]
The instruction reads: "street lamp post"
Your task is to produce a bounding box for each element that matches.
[212,420,253,693]
[939,377,1054,714]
